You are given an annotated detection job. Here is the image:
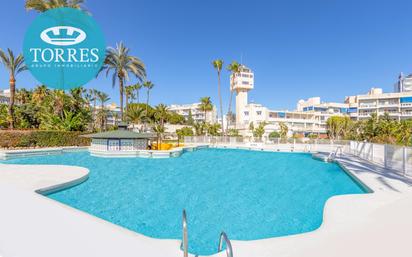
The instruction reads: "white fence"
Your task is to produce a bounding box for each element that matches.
[184,136,412,177]
[348,141,412,177]
[183,136,350,153]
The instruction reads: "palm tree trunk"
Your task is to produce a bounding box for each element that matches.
[93,96,97,131]
[227,76,234,132]
[145,90,150,130]
[125,93,129,119]
[101,105,104,132]
[218,71,224,135]
[8,76,16,129]
[119,75,124,121]
[204,110,207,123]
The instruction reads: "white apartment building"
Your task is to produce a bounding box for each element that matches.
[394,73,412,92]
[0,89,10,104]
[238,99,348,137]
[345,87,412,121]
[94,103,122,126]
[233,65,347,136]
[168,103,217,123]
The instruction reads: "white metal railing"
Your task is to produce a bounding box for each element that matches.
[348,141,412,177]
[184,136,412,177]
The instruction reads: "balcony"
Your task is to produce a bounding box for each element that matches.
[358,104,377,109]
[401,103,412,108]
[358,112,373,117]
[378,111,400,116]
[378,103,399,108]
[401,112,412,117]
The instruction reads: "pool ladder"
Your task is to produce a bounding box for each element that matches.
[328,146,343,161]
[181,209,233,257]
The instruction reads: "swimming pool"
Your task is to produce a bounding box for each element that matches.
[2,148,365,255]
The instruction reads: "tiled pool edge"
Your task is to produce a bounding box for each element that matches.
[0,146,89,160]
[0,145,211,160]
[36,172,89,195]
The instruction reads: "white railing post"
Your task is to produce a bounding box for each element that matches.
[371,143,374,162]
[403,147,407,176]
[384,144,388,169]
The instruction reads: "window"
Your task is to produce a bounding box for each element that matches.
[257,111,262,115]
[242,81,249,85]
[244,111,249,116]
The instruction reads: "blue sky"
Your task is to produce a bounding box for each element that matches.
[1,0,412,111]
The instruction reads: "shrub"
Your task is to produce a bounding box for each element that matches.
[308,133,318,139]
[0,130,91,149]
[269,131,280,138]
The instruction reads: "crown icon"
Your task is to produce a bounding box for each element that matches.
[40,26,87,46]
[47,28,81,43]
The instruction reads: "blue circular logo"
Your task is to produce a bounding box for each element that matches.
[23,8,106,89]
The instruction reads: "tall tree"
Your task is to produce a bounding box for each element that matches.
[0,49,27,129]
[134,83,142,103]
[154,104,169,127]
[125,85,135,114]
[16,88,31,105]
[101,42,146,121]
[32,85,49,103]
[199,97,213,123]
[279,122,288,139]
[25,0,85,12]
[127,104,146,127]
[212,59,225,134]
[97,91,110,131]
[226,61,241,130]
[143,81,154,117]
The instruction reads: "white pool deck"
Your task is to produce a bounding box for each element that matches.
[1,146,412,257]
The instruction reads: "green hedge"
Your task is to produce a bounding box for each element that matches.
[0,130,91,148]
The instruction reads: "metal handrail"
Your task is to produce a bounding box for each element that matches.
[328,146,343,161]
[182,209,188,257]
[218,232,233,257]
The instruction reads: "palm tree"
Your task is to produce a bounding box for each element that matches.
[51,90,66,117]
[25,0,85,12]
[226,61,241,130]
[153,123,165,149]
[143,81,154,115]
[154,104,169,127]
[69,86,86,111]
[127,104,146,127]
[32,85,49,103]
[90,89,100,130]
[101,42,146,121]
[279,122,288,140]
[125,85,135,114]
[134,83,142,103]
[97,91,110,131]
[199,97,213,123]
[0,48,27,129]
[16,88,31,105]
[212,59,224,134]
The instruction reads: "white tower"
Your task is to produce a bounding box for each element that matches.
[230,65,254,127]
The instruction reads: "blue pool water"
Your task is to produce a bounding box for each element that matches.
[1,149,365,255]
